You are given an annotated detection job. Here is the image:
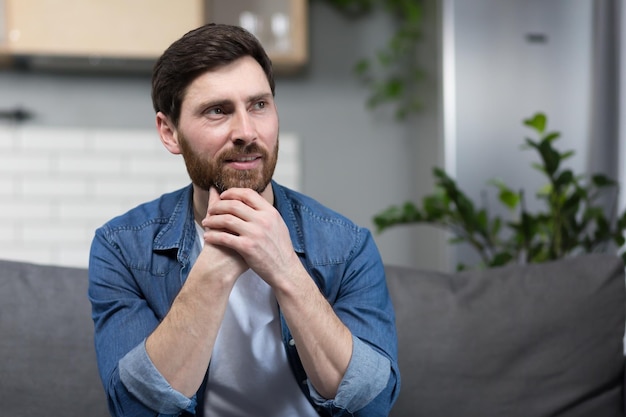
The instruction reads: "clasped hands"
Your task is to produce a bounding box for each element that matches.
[199,186,300,289]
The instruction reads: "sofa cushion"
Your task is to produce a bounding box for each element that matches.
[0,259,109,416]
[386,254,625,417]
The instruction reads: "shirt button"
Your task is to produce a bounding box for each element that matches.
[289,338,296,346]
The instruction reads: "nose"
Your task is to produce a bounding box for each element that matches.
[231,109,256,144]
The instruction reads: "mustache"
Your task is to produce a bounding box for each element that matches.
[217,142,267,162]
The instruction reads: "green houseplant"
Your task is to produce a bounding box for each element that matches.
[373,112,626,269]
[321,0,425,119]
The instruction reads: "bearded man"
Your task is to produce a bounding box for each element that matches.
[88,23,399,417]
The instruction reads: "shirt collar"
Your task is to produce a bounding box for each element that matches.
[152,184,197,264]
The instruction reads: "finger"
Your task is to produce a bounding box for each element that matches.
[219,187,268,210]
[202,187,222,229]
[208,187,222,214]
[208,189,262,222]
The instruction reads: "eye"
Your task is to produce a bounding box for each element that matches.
[206,107,223,115]
[254,100,266,110]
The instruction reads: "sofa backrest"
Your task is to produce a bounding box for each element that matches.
[3,254,623,416]
[0,259,109,416]
[385,254,626,417]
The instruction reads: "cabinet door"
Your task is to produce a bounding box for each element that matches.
[208,0,308,72]
[0,0,204,58]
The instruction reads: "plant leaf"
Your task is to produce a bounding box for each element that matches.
[560,150,575,161]
[554,169,574,189]
[489,178,520,210]
[524,112,547,134]
[490,252,514,267]
[592,174,617,187]
[543,132,560,142]
[353,58,370,76]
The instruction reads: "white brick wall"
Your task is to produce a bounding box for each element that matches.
[0,125,301,268]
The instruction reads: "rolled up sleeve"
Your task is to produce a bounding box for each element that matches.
[119,341,196,415]
[308,335,391,411]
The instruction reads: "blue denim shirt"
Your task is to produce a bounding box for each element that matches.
[89,181,400,417]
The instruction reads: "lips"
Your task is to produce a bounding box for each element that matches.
[223,154,262,169]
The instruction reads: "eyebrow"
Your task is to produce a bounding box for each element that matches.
[246,92,274,105]
[196,92,273,111]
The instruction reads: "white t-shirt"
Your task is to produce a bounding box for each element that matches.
[195,223,318,417]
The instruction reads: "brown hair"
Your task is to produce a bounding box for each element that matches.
[151,23,275,127]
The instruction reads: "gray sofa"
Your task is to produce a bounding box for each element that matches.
[0,258,109,416]
[387,253,625,417]
[1,253,624,416]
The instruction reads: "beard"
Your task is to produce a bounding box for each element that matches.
[178,134,279,194]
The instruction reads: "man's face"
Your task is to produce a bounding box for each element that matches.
[174,56,279,194]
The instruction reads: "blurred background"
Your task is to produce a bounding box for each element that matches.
[0,0,622,271]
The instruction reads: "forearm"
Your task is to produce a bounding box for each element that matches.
[274,264,353,399]
[145,248,240,397]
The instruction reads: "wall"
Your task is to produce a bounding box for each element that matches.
[0,2,444,269]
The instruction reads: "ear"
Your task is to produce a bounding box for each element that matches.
[156,112,182,155]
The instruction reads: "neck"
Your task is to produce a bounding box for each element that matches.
[192,183,275,224]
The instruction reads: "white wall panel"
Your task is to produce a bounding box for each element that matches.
[0,125,300,267]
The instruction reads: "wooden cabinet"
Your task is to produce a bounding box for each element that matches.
[0,0,204,59]
[0,0,307,73]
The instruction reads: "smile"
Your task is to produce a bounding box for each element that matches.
[224,154,263,170]
[229,156,259,162]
